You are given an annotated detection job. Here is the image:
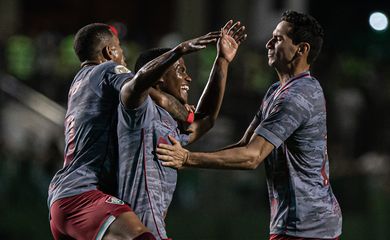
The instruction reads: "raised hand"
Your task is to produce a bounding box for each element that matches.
[218,20,247,62]
[176,31,222,55]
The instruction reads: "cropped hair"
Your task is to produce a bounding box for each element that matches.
[134,48,172,73]
[73,23,114,62]
[281,10,324,64]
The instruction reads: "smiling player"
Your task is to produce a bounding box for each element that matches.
[116,21,246,239]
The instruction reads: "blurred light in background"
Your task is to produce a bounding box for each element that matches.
[369,11,388,31]
[6,35,35,80]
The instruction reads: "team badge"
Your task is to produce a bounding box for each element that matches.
[114,65,131,74]
[106,196,125,205]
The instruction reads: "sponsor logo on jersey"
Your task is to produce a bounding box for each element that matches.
[114,65,131,74]
[105,196,125,205]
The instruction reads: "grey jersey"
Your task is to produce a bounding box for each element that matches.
[117,96,189,240]
[253,72,342,238]
[48,61,133,207]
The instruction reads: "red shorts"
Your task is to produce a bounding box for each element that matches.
[270,234,340,240]
[49,190,132,240]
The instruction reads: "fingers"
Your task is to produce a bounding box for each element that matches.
[157,143,175,151]
[168,135,179,145]
[235,33,248,45]
[194,31,221,46]
[184,104,195,112]
[222,20,234,32]
[156,147,172,156]
[232,25,245,39]
[228,21,241,35]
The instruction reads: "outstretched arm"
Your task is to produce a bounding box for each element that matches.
[187,20,247,143]
[157,133,274,170]
[120,31,221,109]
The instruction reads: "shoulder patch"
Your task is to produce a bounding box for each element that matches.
[114,65,131,74]
[105,196,125,205]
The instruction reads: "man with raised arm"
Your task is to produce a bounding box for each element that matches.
[117,21,246,239]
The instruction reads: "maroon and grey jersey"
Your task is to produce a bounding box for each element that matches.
[48,61,133,207]
[117,96,189,240]
[253,72,342,238]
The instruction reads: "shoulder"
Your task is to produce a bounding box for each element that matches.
[287,76,323,98]
[96,61,132,75]
[264,82,280,98]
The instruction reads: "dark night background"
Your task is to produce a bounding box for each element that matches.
[0,0,389,239]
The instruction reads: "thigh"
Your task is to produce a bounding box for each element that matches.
[103,211,152,240]
[50,190,132,240]
[50,218,73,240]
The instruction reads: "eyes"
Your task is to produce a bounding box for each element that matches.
[176,65,187,74]
[270,35,283,42]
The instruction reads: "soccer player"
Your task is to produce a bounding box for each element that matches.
[116,21,247,239]
[157,11,342,240]
[48,23,195,240]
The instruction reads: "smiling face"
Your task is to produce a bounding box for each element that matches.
[160,58,191,104]
[265,21,299,70]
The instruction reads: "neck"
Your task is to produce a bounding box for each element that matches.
[276,64,310,85]
[80,60,103,67]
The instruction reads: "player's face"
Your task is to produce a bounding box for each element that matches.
[161,58,191,104]
[110,35,126,66]
[265,21,298,70]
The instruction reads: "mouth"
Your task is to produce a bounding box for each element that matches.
[180,85,190,93]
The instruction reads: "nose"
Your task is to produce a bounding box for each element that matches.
[185,74,192,83]
[265,38,274,49]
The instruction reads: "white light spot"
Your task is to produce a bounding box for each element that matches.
[369,12,388,31]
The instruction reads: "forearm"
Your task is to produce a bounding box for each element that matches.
[196,56,229,121]
[185,147,259,170]
[185,135,274,170]
[121,48,183,108]
[187,57,229,143]
[134,47,182,91]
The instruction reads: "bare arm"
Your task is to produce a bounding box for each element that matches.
[149,88,190,122]
[120,31,221,109]
[157,133,274,170]
[187,21,248,143]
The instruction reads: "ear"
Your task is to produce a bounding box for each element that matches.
[297,42,310,56]
[102,46,112,61]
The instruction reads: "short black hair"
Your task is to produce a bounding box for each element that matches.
[281,10,324,64]
[73,23,114,62]
[134,48,172,73]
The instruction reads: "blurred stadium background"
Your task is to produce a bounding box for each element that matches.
[0,0,389,239]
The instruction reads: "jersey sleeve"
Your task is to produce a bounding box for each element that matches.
[255,90,311,148]
[119,95,155,130]
[106,63,134,92]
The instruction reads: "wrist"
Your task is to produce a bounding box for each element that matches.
[183,150,190,167]
[216,55,230,64]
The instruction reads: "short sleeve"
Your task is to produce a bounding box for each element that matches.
[106,63,134,92]
[119,95,154,130]
[255,91,311,148]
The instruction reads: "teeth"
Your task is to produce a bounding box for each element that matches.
[181,85,189,91]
